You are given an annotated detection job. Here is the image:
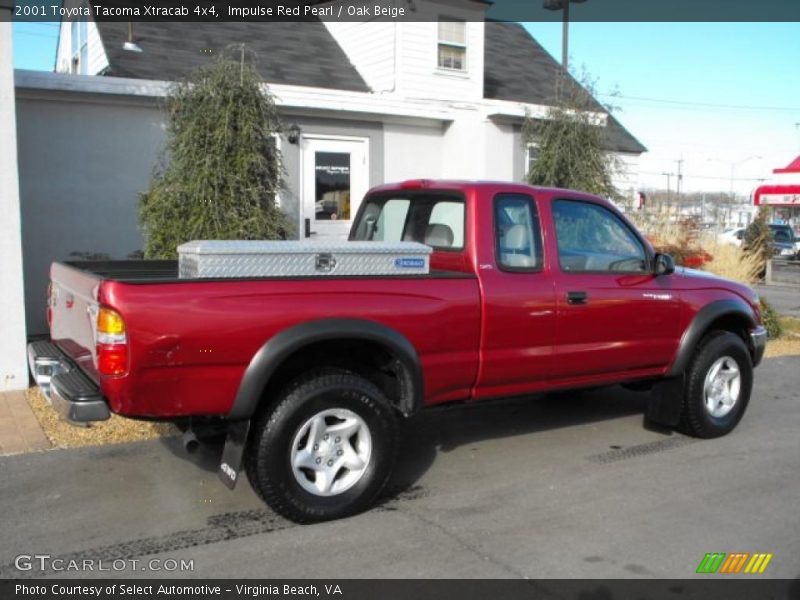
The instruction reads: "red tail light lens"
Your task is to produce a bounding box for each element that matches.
[96,307,128,376]
[96,344,128,376]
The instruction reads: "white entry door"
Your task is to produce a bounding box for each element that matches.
[301,136,369,241]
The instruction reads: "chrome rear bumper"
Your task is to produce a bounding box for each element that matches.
[27,341,110,423]
[27,340,67,400]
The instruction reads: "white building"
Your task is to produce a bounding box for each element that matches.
[0,5,28,392]
[2,1,646,381]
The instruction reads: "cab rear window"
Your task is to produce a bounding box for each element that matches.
[351,194,465,250]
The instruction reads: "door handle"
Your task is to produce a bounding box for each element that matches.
[304,218,317,239]
[567,291,589,305]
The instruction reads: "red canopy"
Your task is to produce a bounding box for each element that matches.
[773,155,800,174]
[753,156,800,205]
[754,184,800,206]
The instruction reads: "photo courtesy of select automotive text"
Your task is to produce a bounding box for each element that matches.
[2,0,800,597]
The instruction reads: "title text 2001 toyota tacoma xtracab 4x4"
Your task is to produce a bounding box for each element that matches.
[29,181,767,522]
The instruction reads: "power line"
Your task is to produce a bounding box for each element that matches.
[639,171,766,182]
[600,93,800,113]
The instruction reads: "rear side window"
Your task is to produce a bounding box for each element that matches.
[553,199,647,273]
[352,194,465,250]
[494,194,544,272]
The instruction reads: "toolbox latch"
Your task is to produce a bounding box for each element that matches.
[315,253,336,273]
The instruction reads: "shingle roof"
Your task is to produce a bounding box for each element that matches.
[484,21,646,154]
[95,21,370,92]
[94,20,644,154]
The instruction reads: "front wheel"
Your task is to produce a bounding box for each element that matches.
[245,371,398,523]
[679,331,753,438]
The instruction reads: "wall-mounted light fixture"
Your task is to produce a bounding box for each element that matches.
[287,123,302,145]
[123,22,143,53]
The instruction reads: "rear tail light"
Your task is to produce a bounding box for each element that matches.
[96,307,128,376]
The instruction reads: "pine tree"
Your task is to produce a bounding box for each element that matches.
[139,47,292,259]
[522,70,620,199]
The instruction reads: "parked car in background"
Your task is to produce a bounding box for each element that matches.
[768,224,799,257]
[717,227,746,246]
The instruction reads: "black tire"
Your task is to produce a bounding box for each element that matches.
[245,371,398,523]
[678,330,753,438]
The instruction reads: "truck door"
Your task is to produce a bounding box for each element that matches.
[473,192,556,400]
[549,198,681,379]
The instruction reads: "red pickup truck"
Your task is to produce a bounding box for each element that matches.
[29,180,767,523]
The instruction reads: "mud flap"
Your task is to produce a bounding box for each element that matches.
[646,376,685,427]
[218,420,251,490]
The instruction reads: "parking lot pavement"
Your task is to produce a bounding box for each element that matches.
[1,356,798,580]
[756,284,800,318]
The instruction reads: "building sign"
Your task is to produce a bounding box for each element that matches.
[758,193,800,205]
[754,184,800,206]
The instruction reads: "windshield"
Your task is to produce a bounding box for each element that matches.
[769,225,795,244]
[351,193,465,250]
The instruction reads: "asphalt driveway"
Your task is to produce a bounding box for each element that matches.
[756,284,800,318]
[1,356,798,580]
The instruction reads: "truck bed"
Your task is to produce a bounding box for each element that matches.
[49,259,482,417]
[63,260,474,283]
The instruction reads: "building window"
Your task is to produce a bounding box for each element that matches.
[525,144,540,178]
[437,20,466,72]
[70,19,88,74]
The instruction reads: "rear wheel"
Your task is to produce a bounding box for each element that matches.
[245,371,398,523]
[679,331,753,438]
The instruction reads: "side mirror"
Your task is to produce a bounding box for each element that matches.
[654,253,675,276]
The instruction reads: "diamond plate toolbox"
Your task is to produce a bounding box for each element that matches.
[178,240,433,278]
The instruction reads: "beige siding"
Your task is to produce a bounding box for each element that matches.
[397,19,484,102]
[55,15,107,75]
[613,153,641,206]
[324,21,396,92]
[326,0,486,102]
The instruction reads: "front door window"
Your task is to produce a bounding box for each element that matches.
[314,152,351,221]
[303,138,368,241]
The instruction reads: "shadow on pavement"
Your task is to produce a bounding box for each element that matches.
[388,386,656,491]
[157,386,664,508]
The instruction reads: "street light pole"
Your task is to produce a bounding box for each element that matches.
[662,172,673,215]
[544,0,587,71]
[707,155,762,228]
[729,155,763,202]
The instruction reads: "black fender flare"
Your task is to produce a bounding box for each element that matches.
[667,298,757,377]
[227,319,424,420]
